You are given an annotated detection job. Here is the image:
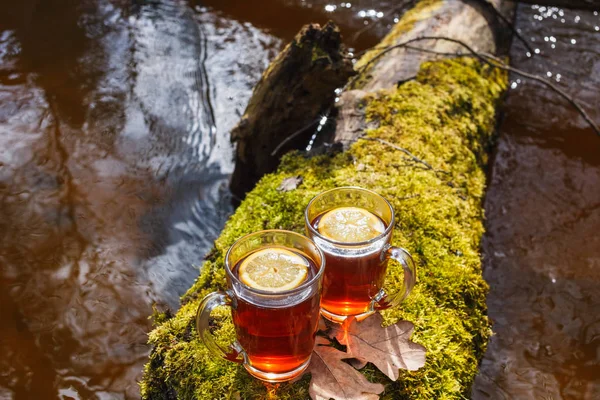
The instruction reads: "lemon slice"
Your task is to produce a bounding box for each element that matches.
[317,206,385,243]
[238,248,309,292]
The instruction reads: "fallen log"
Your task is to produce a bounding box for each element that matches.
[140,0,511,398]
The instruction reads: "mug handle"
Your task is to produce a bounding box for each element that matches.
[196,291,246,364]
[374,245,416,310]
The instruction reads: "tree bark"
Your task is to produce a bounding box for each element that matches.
[229,21,355,199]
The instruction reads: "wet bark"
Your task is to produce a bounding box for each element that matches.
[229,21,355,199]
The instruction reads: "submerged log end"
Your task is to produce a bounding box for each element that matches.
[140,57,508,400]
[229,21,355,199]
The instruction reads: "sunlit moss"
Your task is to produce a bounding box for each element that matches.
[139,57,507,399]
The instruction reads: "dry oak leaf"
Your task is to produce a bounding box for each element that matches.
[330,313,426,381]
[308,336,385,400]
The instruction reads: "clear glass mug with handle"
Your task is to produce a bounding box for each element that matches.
[196,230,325,382]
[304,187,416,323]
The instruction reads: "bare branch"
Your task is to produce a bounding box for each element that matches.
[271,118,320,156]
[352,36,600,137]
[478,52,600,138]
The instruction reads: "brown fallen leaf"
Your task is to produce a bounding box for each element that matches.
[308,336,384,400]
[330,313,426,381]
[277,175,303,192]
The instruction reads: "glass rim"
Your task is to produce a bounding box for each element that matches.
[224,229,326,296]
[304,186,395,246]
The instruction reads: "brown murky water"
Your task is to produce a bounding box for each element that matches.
[0,0,278,397]
[0,1,386,398]
[0,1,598,399]
[472,4,600,400]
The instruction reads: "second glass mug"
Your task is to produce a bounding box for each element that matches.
[196,230,325,382]
[305,187,416,323]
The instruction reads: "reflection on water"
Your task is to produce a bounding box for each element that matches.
[473,4,600,400]
[195,0,394,51]
[0,0,279,397]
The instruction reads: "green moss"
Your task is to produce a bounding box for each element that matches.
[140,57,507,399]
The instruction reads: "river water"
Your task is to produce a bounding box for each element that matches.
[0,1,598,399]
[472,4,600,400]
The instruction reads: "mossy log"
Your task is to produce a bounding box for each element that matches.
[140,1,511,399]
[229,22,355,199]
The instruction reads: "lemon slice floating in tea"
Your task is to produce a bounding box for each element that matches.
[238,248,309,292]
[317,206,386,243]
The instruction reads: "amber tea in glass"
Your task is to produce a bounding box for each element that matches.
[196,230,324,382]
[305,187,416,323]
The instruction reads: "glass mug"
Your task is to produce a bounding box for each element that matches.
[305,187,416,323]
[196,230,325,382]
